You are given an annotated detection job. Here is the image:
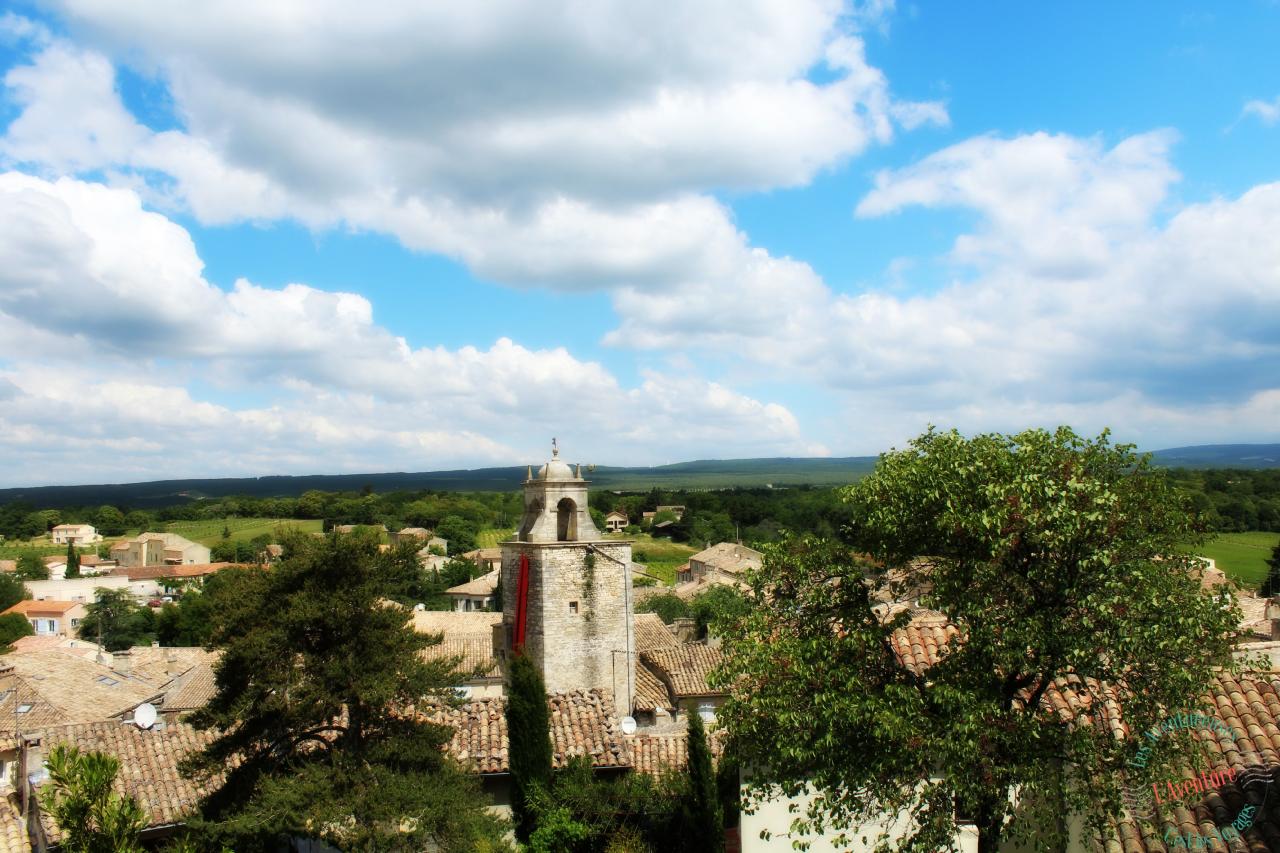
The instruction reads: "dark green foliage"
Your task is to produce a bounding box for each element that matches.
[16,551,49,579]
[436,515,479,554]
[1263,542,1280,598]
[635,592,689,624]
[0,573,27,611]
[0,612,34,651]
[718,427,1243,853]
[154,585,215,647]
[182,531,506,851]
[209,540,257,563]
[39,743,147,853]
[506,652,553,843]
[679,710,723,852]
[65,542,81,578]
[94,505,126,536]
[77,588,155,651]
[524,757,682,851]
[689,585,749,640]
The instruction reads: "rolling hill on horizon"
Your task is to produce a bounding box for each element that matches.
[1,443,1277,509]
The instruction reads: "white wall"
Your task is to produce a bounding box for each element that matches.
[25,574,129,603]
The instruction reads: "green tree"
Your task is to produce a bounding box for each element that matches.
[1261,541,1280,598]
[716,427,1241,853]
[436,515,478,555]
[506,652,553,843]
[94,505,126,536]
[16,551,49,579]
[0,612,34,652]
[39,743,147,853]
[635,593,689,624]
[65,541,81,578]
[182,532,506,851]
[0,573,27,611]
[78,588,152,651]
[679,708,722,852]
[688,586,749,640]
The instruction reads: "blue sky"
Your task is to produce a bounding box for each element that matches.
[0,1,1277,486]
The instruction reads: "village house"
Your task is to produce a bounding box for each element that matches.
[0,600,87,637]
[672,540,762,599]
[109,532,211,568]
[49,523,101,546]
[333,523,388,535]
[444,568,500,612]
[460,547,502,573]
[604,510,629,532]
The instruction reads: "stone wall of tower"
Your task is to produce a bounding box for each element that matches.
[500,540,634,716]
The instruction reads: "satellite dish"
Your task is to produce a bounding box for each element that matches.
[133,702,157,730]
[619,715,637,735]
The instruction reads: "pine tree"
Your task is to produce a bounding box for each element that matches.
[183,530,507,850]
[506,652,553,843]
[681,708,723,852]
[1263,542,1280,598]
[65,542,81,579]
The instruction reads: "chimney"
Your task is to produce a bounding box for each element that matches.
[671,617,697,643]
[1268,597,1280,642]
[113,649,132,675]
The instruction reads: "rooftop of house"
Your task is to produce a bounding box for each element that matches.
[51,523,94,531]
[640,645,724,700]
[0,651,160,725]
[633,613,681,653]
[1,600,82,617]
[443,569,500,598]
[107,562,235,581]
[32,720,220,843]
[689,541,763,573]
[397,527,432,536]
[424,689,630,775]
[411,609,502,638]
[461,548,503,562]
[420,637,500,680]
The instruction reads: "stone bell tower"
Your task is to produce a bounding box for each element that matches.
[499,440,634,715]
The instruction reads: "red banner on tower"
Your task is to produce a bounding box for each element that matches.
[514,552,530,652]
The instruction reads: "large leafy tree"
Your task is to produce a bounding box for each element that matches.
[39,743,147,853]
[78,588,154,651]
[183,531,507,851]
[716,427,1240,852]
[0,572,27,611]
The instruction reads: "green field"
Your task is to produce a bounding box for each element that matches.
[476,528,513,549]
[1198,532,1279,588]
[161,517,323,547]
[611,532,697,585]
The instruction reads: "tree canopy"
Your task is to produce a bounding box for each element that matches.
[716,427,1241,852]
[77,588,155,651]
[183,530,507,851]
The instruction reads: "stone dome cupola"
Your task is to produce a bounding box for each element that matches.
[516,439,601,543]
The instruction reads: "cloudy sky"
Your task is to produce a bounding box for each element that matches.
[1,2,1278,487]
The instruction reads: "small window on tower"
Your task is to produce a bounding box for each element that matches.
[569,601,579,614]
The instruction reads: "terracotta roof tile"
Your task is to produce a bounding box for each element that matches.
[411,610,502,637]
[444,569,500,598]
[0,795,28,853]
[421,637,500,679]
[34,721,219,838]
[634,613,680,653]
[627,726,725,778]
[1,650,162,724]
[426,690,630,775]
[634,660,673,713]
[107,563,234,581]
[641,645,723,698]
[2,600,81,616]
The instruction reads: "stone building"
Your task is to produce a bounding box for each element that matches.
[498,442,635,716]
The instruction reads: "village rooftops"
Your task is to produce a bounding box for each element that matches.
[444,569,500,598]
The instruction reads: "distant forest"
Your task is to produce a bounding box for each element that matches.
[1,467,1277,546]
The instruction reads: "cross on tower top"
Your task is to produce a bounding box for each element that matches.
[551,437,559,458]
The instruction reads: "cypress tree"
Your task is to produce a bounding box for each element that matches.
[1263,542,1280,598]
[682,707,723,852]
[65,542,80,579]
[506,651,553,842]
